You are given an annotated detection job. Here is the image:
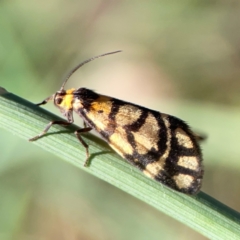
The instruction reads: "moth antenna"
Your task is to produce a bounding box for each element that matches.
[60,50,122,91]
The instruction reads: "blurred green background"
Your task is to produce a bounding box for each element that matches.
[1,1,240,239]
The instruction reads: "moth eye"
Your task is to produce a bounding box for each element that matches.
[55,98,62,105]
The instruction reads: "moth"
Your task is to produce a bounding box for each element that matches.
[29,51,203,194]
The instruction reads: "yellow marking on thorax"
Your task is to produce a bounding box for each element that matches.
[91,96,112,115]
[86,96,113,131]
[59,88,75,110]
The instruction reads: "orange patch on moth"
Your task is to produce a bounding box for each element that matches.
[59,88,75,110]
[91,96,113,115]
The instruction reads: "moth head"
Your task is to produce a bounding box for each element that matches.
[35,50,121,122]
[53,89,75,122]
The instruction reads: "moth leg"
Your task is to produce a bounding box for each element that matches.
[83,121,88,128]
[74,127,92,167]
[29,120,71,141]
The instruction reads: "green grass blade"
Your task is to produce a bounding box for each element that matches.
[0,87,240,239]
